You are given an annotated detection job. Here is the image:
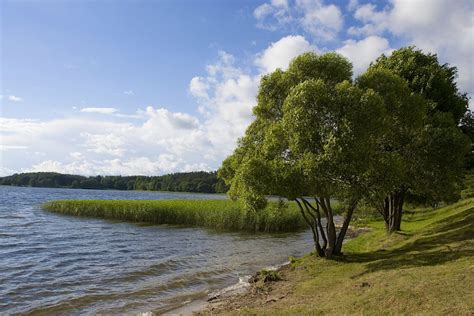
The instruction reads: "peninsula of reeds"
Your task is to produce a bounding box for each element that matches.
[42,199,307,232]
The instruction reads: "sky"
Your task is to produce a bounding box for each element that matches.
[1,0,473,176]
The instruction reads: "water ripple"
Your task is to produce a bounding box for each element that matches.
[0,186,313,314]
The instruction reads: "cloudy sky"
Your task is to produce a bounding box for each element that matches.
[1,0,473,176]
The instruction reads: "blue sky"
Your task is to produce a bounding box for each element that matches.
[1,0,473,176]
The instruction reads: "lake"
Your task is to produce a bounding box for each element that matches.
[0,186,313,314]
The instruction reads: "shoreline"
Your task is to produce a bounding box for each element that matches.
[163,225,371,315]
[162,262,289,316]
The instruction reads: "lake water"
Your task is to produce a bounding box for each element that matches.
[0,186,313,315]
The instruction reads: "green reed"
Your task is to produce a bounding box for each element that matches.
[42,199,308,232]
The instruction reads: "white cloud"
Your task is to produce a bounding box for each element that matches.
[336,35,393,75]
[347,0,359,11]
[254,3,274,20]
[347,3,388,36]
[142,106,199,132]
[0,95,23,102]
[81,132,128,157]
[70,152,84,160]
[188,51,260,158]
[124,90,134,95]
[0,166,15,177]
[272,0,289,8]
[80,107,118,114]
[254,0,343,41]
[26,156,189,176]
[189,76,209,99]
[296,0,343,41]
[9,95,23,102]
[0,118,42,134]
[349,0,473,96]
[1,105,214,176]
[255,35,316,73]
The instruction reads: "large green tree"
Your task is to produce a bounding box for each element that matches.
[357,68,470,233]
[219,52,385,258]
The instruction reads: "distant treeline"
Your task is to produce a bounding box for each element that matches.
[0,171,228,193]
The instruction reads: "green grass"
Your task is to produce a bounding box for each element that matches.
[221,197,474,315]
[462,172,474,199]
[42,199,308,232]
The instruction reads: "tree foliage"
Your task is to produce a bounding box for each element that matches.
[370,46,469,123]
[361,48,470,232]
[221,48,470,249]
[460,110,474,169]
[220,52,386,258]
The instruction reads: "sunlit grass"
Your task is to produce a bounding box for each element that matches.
[42,199,309,232]
[225,197,474,315]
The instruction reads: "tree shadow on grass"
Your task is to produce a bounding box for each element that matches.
[343,206,474,278]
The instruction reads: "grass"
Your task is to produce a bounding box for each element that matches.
[42,199,309,232]
[215,197,474,315]
[462,172,474,199]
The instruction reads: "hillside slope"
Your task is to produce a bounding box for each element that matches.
[207,198,474,315]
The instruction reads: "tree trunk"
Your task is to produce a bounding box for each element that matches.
[295,199,325,257]
[383,189,405,234]
[296,197,357,259]
[319,197,337,258]
[334,201,357,255]
[393,189,404,231]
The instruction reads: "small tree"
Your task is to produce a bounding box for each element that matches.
[219,52,385,258]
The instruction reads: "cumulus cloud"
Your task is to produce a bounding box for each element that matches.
[189,76,209,99]
[81,132,128,157]
[255,35,316,73]
[189,51,259,157]
[348,0,473,96]
[254,0,343,41]
[296,0,343,41]
[123,90,134,95]
[80,107,118,114]
[1,106,213,176]
[26,156,199,176]
[336,35,393,75]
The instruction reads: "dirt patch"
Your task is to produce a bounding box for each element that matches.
[198,263,295,314]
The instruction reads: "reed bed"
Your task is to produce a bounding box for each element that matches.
[42,199,308,232]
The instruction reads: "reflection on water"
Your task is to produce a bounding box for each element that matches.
[0,186,313,314]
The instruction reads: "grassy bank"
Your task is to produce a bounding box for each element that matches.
[42,199,308,232]
[206,197,474,314]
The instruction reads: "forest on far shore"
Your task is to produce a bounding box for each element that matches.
[0,171,228,194]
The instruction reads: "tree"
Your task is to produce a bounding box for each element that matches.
[461,111,474,169]
[370,46,469,123]
[367,47,471,232]
[357,68,470,233]
[357,68,427,232]
[219,52,385,258]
